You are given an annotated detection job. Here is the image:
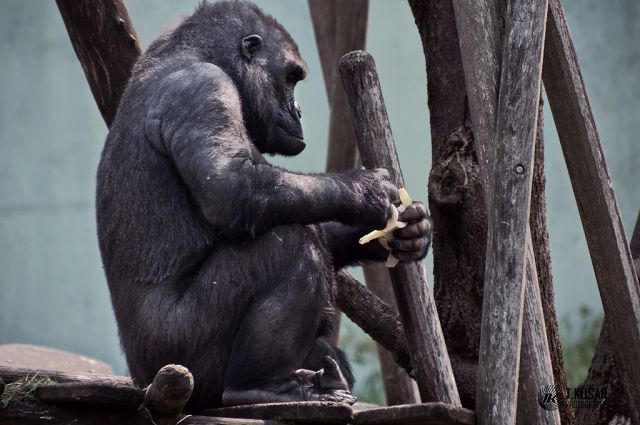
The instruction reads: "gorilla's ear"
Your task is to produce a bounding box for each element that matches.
[241,35,263,61]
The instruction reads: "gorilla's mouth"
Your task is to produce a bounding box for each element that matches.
[277,123,304,140]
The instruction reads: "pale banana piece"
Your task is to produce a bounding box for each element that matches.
[358,188,414,268]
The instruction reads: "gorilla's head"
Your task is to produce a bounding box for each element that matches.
[184,1,308,156]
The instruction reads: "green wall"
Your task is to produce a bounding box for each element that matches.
[1,0,638,388]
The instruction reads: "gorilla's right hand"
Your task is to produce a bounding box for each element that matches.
[340,168,399,229]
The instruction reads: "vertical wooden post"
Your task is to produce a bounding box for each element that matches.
[309,0,418,404]
[543,0,640,422]
[339,51,461,406]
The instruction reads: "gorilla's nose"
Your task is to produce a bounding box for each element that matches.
[294,101,302,119]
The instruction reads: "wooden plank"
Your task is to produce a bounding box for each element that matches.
[339,51,460,406]
[353,402,474,425]
[55,0,142,127]
[205,401,353,424]
[542,1,640,423]
[474,0,548,423]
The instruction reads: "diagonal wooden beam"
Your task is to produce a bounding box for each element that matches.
[56,0,141,127]
[543,0,640,422]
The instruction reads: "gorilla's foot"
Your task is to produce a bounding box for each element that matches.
[222,356,357,406]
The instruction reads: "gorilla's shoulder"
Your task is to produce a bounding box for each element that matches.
[159,62,239,105]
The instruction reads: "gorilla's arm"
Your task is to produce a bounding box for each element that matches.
[145,63,392,238]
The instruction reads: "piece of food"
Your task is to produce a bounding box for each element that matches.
[359,188,413,268]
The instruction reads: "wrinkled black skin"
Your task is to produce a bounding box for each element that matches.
[96,1,431,412]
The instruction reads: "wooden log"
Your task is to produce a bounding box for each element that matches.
[516,242,561,424]
[309,0,416,405]
[144,364,193,416]
[0,366,132,386]
[528,100,573,424]
[543,0,640,422]
[308,0,337,103]
[335,271,412,375]
[205,401,353,424]
[324,0,368,174]
[55,0,142,127]
[339,51,460,406]
[353,402,475,425]
[36,381,143,410]
[473,0,548,423]
[0,402,279,425]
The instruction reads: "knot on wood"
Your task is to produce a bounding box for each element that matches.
[429,124,478,206]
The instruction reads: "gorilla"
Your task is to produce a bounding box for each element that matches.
[96,0,431,411]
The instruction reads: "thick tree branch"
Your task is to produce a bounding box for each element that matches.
[56,0,142,126]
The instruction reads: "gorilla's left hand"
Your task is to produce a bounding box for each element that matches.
[386,202,432,262]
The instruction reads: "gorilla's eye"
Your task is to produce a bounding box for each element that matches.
[286,64,305,84]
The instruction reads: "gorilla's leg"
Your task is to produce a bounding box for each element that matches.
[221,233,355,405]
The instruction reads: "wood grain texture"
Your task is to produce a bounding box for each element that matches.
[543,0,640,423]
[474,0,548,423]
[339,51,460,406]
[516,242,561,424]
[353,402,475,425]
[528,100,573,425]
[0,366,132,386]
[55,0,142,127]
[36,381,143,410]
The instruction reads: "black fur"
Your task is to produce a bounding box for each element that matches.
[96,1,429,411]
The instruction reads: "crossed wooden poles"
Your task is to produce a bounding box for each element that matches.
[55,0,640,424]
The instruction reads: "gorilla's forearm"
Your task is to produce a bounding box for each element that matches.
[318,222,387,269]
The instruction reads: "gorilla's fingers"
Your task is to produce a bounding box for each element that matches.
[393,219,430,239]
[398,202,428,222]
[388,237,428,252]
[393,250,426,262]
